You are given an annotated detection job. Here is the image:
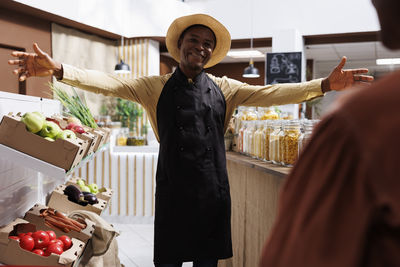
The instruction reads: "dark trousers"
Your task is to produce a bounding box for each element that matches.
[155,259,218,267]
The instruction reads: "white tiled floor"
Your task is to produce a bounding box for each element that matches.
[113,223,192,267]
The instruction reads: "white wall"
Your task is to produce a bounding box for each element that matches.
[14,0,380,39]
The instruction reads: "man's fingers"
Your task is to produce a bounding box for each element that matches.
[354,75,374,82]
[349,68,369,74]
[13,67,26,76]
[33,43,46,57]
[336,56,347,70]
[11,51,29,58]
[19,72,29,82]
[8,59,24,66]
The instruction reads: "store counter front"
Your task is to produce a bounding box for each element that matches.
[219,152,290,267]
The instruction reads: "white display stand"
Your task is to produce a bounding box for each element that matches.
[0,92,107,227]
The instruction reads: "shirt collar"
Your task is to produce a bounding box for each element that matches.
[175,67,207,86]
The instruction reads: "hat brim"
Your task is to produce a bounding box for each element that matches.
[166,14,231,68]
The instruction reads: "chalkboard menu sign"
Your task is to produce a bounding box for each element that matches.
[266,52,302,85]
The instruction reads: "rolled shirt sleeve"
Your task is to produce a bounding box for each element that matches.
[211,75,324,107]
[60,64,170,141]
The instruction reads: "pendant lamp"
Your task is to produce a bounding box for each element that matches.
[243,59,260,78]
[242,0,260,78]
[115,36,131,74]
[242,38,260,78]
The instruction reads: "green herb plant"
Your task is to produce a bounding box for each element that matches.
[115,98,143,133]
[49,82,98,129]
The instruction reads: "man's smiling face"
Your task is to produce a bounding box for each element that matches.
[178,25,216,74]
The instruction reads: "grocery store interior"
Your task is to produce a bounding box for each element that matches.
[0,0,399,266]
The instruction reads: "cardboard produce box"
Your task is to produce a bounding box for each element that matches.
[98,127,111,144]
[76,131,98,158]
[66,176,113,202]
[48,184,107,215]
[24,204,95,243]
[0,218,85,266]
[89,128,106,151]
[51,115,99,158]
[0,115,88,171]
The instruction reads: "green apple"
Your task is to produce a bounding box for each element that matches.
[21,112,45,133]
[44,137,55,142]
[77,179,86,187]
[56,129,77,140]
[32,111,45,121]
[80,185,91,193]
[39,121,61,139]
[88,183,99,194]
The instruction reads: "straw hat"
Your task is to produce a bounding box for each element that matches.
[166,14,231,68]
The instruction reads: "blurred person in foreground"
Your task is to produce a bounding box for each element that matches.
[260,0,400,266]
[8,14,373,267]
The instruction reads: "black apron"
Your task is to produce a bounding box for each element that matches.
[154,67,232,264]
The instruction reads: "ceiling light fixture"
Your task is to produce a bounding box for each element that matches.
[227,50,264,58]
[242,0,260,78]
[115,36,131,74]
[376,58,400,65]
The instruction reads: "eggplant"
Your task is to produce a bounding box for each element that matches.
[82,192,99,205]
[64,185,84,203]
[77,200,89,206]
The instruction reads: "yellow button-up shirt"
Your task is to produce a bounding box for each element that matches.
[61,64,324,141]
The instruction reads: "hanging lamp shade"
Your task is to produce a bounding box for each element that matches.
[114,59,131,74]
[115,36,131,74]
[243,60,260,78]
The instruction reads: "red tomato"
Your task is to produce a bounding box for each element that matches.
[58,235,72,250]
[48,239,64,250]
[19,235,34,251]
[26,232,33,236]
[46,230,56,241]
[32,248,44,256]
[8,236,20,241]
[32,230,50,249]
[18,233,26,238]
[44,244,63,256]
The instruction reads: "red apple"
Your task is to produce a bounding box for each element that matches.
[72,125,85,134]
[66,122,77,130]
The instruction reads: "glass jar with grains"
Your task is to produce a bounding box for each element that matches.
[263,120,273,162]
[282,120,301,167]
[269,120,282,164]
[298,119,319,154]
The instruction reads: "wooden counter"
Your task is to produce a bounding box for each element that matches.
[219,152,290,267]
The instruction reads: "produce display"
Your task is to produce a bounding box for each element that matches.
[40,208,87,233]
[63,184,99,206]
[76,178,99,194]
[9,230,72,257]
[50,83,98,129]
[21,112,45,133]
[20,111,83,142]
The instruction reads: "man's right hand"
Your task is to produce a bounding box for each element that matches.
[8,43,63,81]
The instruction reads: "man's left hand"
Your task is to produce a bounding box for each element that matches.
[321,56,374,93]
